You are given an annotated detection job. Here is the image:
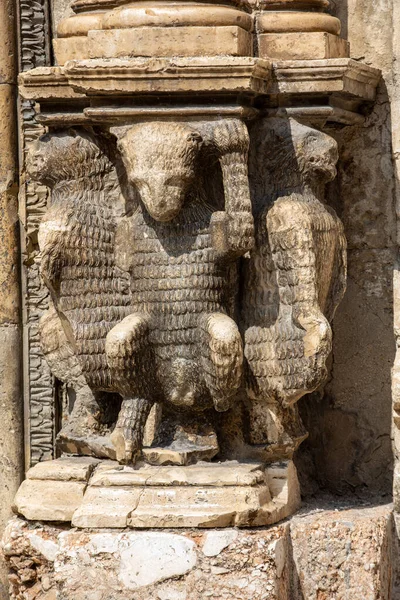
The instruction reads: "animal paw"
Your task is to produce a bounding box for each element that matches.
[111,426,142,465]
[211,211,254,259]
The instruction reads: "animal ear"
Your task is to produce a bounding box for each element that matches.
[186,131,203,147]
[117,135,133,170]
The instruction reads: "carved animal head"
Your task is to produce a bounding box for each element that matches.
[250,117,338,203]
[118,122,203,222]
[26,128,115,188]
[292,120,338,185]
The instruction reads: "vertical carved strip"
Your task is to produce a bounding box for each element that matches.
[18,0,54,466]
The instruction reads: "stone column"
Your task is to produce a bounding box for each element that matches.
[0,0,23,596]
[393,0,400,531]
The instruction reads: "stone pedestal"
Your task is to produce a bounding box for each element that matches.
[12,457,301,528]
[256,0,349,60]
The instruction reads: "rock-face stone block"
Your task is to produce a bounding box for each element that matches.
[288,505,394,600]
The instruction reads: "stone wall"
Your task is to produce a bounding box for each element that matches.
[297,0,397,498]
[3,504,394,600]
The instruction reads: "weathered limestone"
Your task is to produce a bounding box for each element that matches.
[2,503,394,599]
[258,32,349,61]
[289,505,394,600]
[12,457,301,528]
[54,26,253,64]
[257,12,341,35]
[255,3,347,60]
[19,57,271,98]
[1,0,391,595]
[54,0,254,64]
[393,0,400,585]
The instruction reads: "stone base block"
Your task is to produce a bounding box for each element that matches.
[12,458,301,528]
[258,32,350,60]
[57,430,219,465]
[2,503,394,600]
[54,26,253,65]
[289,504,394,600]
[53,36,89,65]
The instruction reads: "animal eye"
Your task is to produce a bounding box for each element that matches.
[165,176,183,187]
[187,132,202,144]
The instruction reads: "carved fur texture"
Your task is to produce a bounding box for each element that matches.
[30,121,254,463]
[106,120,252,460]
[28,129,131,395]
[243,117,347,407]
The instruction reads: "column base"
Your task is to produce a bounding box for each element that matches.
[12,457,301,528]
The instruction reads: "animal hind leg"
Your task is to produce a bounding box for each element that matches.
[105,312,155,464]
[111,397,153,464]
[200,313,243,412]
[40,304,104,441]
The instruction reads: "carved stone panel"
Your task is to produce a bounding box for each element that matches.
[21,113,347,481]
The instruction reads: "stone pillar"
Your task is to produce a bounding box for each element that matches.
[393,0,400,555]
[255,0,349,60]
[0,0,23,596]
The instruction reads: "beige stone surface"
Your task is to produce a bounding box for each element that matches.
[2,504,394,599]
[295,0,395,501]
[289,504,393,599]
[259,0,329,7]
[0,1,21,594]
[141,445,219,466]
[258,32,349,60]
[21,57,271,98]
[0,85,19,326]
[53,36,89,65]
[26,457,100,481]
[0,0,16,84]
[19,58,380,114]
[89,461,266,487]
[13,480,86,522]
[257,11,341,35]
[10,457,300,529]
[57,12,105,37]
[18,66,85,100]
[57,5,252,36]
[271,59,380,101]
[72,459,291,528]
[0,327,22,598]
[86,26,253,59]
[101,4,252,31]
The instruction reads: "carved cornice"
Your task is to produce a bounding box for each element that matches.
[19,57,381,127]
[271,58,381,101]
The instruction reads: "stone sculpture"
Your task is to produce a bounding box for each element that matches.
[242,117,347,456]
[27,115,346,471]
[27,129,132,449]
[107,118,255,463]
[28,119,256,464]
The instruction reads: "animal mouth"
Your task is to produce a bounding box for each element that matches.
[147,205,182,222]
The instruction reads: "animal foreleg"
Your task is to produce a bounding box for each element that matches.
[200,312,243,412]
[209,119,254,258]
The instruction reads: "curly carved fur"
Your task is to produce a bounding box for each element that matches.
[243,117,347,407]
